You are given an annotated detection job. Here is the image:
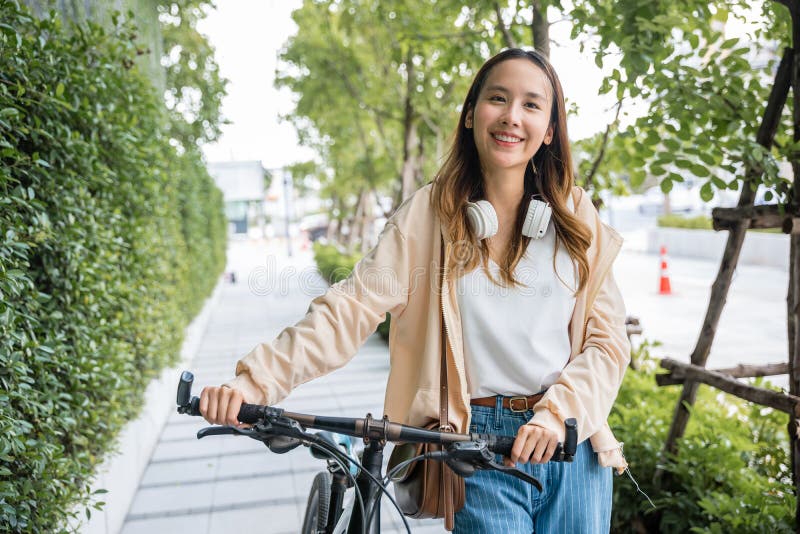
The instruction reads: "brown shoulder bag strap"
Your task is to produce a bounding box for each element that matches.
[439,237,456,530]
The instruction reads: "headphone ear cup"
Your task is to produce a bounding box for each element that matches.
[522,199,552,239]
[466,200,498,240]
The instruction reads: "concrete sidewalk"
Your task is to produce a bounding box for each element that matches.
[119,234,788,533]
[120,240,442,533]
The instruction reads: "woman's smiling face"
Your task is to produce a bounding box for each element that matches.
[468,58,554,180]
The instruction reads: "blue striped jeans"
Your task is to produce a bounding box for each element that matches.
[454,399,612,533]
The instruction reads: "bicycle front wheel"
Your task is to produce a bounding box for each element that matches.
[301,471,333,534]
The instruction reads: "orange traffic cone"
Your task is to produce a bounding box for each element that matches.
[659,245,672,295]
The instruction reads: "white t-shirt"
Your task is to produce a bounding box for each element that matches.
[456,211,577,398]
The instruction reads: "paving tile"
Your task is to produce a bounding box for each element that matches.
[208,504,300,533]
[139,457,218,487]
[211,473,298,506]
[127,480,214,516]
[119,514,208,534]
[216,448,301,477]
[150,434,224,462]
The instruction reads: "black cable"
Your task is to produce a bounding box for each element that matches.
[364,450,448,530]
[302,433,412,534]
[302,434,368,534]
[381,452,446,486]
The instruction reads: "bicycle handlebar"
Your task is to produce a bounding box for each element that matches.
[177,371,578,461]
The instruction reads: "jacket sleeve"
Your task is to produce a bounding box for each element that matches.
[529,268,630,443]
[224,222,410,405]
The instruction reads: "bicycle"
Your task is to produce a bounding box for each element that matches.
[176,371,578,534]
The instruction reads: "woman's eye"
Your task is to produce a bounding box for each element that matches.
[524,102,539,110]
[489,95,506,102]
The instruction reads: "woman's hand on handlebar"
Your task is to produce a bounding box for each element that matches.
[504,423,559,466]
[199,385,248,427]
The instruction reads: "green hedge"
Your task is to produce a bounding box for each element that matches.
[657,214,714,230]
[0,3,226,531]
[658,213,781,233]
[611,345,793,532]
[312,242,390,341]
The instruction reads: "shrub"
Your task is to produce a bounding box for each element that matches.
[657,214,714,230]
[611,346,793,533]
[312,242,391,341]
[0,3,225,530]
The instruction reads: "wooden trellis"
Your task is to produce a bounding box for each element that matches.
[654,1,800,526]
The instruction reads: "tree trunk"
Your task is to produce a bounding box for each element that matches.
[400,49,418,202]
[788,7,800,527]
[359,190,375,254]
[660,47,792,464]
[531,0,549,58]
[328,194,342,243]
[347,189,367,252]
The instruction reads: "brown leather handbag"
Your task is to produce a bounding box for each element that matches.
[388,312,465,531]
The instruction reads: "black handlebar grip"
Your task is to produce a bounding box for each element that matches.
[177,371,194,406]
[563,418,578,457]
[238,403,263,424]
[489,435,516,457]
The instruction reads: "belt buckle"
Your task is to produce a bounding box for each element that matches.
[508,396,528,413]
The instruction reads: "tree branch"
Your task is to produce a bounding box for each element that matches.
[494,1,517,48]
[657,358,800,416]
[712,203,800,232]
[657,361,789,385]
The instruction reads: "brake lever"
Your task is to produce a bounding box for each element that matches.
[197,426,253,439]
[445,441,543,491]
[196,419,305,454]
[482,459,543,492]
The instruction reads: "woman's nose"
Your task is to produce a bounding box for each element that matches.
[501,105,521,126]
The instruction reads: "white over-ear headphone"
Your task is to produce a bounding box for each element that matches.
[466,196,552,240]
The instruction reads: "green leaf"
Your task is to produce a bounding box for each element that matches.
[700,182,714,202]
[720,37,740,49]
[55,83,65,98]
[660,179,674,194]
[691,164,710,178]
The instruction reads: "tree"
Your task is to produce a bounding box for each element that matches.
[158,0,228,150]
[278,0,791,248]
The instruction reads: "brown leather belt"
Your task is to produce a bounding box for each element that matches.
[470,393,544,413]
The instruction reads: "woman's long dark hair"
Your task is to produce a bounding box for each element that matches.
[431,48,591,292]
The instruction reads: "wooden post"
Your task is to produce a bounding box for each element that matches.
[787,2,800,530]
[659,48,793,463]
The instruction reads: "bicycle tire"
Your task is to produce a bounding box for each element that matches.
[301,471,333,534]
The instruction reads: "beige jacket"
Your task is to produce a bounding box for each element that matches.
[227,184,630,471]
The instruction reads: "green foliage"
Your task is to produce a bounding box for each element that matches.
[312,242,362,285]
[278,0,503,228]
[611,351,793,532]
[657,214,781,233]
[0,1,226,530]
[657,214,713,230]
[312,242,390,341]
[158,0,229,149]
[570,0,791,202]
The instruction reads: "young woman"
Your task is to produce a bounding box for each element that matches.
[200,48,630,533]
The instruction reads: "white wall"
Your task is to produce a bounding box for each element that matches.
[647,227,789,271]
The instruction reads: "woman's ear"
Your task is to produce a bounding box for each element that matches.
[465,110,473,129]
[544,124,554,145]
